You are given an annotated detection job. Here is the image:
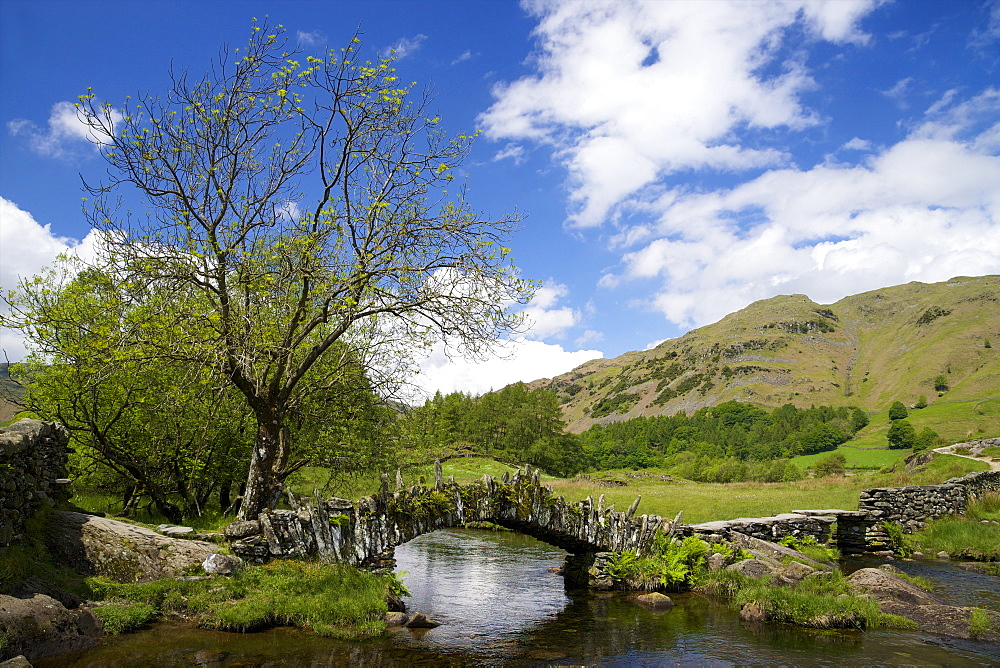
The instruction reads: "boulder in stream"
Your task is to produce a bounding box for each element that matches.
[635,592,674,610]
[404,611,441,628]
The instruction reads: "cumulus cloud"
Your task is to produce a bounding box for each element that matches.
[411,336,602,400]
[0,197,101,360]
[7,101,121,159]
[604,89,1000,330]
[296,30,324,47]
[521,281,581,340]
[384,34,427,59]
[480,0,879,227]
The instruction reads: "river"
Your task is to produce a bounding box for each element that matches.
[39,528,1000,666]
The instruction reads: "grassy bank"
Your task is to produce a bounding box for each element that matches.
[87,560,393,638]
[899,493,1000,561]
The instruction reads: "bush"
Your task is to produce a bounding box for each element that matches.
[888,401,908,420]
[812,452,846,478]
[934,375,949,392]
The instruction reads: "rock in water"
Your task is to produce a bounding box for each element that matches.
[404,611,441,628]
[635,592,674,609]
[385,612,409,626]
[202,553,242,575]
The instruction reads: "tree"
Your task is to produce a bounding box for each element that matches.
[888,401,908,420]
[8,264,253,522]
[64,22,534,520]
[887,419,916,449]
[933,375,949,392]
[848,407,870,433]
[915,394,928,409]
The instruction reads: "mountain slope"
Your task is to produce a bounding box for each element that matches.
[531,276,1000,433]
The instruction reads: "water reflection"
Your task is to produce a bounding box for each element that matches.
[38,528,1000,666]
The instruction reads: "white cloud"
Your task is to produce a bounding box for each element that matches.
[493,143,525,163]
[0,197,101,360]
[521,281,581,340]
[451,50,473,65]
[297,30,324,47]
[480,0,879,227]
[384,34,427,60]
[605,91,1000,330]
[842,137,873,151]
[411,336,602,399]
[7,101,121,158]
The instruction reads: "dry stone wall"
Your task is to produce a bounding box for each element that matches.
[859,469,1000,532]
[0,419,70,550]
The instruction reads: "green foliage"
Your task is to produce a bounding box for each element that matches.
[934,374,949,392]
[94,602,157,634]
[886,419,916,449]
[916,306,952,325]
[398,384,586,476]
[880,521,914,558]
[915,394,928,409]
[811,452,846,478]
[888,401,908,420]
[579,401,862,477]
[606,534,714,591]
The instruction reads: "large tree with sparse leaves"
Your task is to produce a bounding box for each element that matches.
[62,21,532,519]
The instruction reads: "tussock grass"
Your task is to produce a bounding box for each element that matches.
[909,493,1000,560]
[86,560,391,638]
[702,570,915,630]
[93,602,157,634]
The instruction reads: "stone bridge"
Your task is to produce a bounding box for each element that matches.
[229,462,676,586]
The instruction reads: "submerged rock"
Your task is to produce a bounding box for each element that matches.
[635,592,674,609]
[404,611,441,628]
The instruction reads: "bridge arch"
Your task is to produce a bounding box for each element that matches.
[236,463,675,586]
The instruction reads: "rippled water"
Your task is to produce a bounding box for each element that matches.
[39,528,1000,666]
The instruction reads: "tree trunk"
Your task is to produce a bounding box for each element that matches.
[238,410,284,520]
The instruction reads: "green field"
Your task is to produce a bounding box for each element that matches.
[288,452,987,526]
[791,446,909,470]
[848,398,1000,449]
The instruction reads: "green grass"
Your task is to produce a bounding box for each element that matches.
[791,446,908,471]
[908,493,1000,560]
[546,454,987,524]
[93,602,157,634]
[86,560,392,638]
[702,569,915,630]
[969,608,994,639]
[849,399,1000,449]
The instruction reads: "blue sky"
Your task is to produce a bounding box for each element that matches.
[2,0,999,399]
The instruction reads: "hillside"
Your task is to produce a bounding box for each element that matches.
[530,276,1000,433]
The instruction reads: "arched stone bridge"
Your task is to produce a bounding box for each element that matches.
[229,462,675,586]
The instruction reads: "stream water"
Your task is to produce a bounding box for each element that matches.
[39,528,1000,666]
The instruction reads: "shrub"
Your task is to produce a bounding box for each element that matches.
[915,395,927,409]
[934,375,949,392]
[812,452,846,478]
